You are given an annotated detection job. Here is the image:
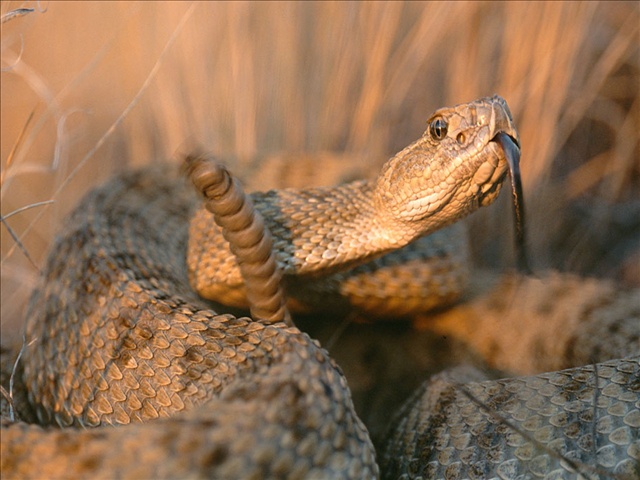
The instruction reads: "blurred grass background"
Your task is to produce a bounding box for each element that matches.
[1,1,639,344]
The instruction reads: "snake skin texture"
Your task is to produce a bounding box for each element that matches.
[382,358,640,480]
[186,96,519,314]
[2,166,378,478]
[1,96,639,479]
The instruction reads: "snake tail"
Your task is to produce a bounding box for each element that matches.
[184,152,289,324]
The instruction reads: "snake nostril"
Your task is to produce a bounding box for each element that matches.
[456,133,466,144]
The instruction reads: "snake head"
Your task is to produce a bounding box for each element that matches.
[374,95,520,242]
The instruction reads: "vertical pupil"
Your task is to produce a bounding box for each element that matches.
[431,118,447,140]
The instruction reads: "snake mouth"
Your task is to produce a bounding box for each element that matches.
[493,132,520,150]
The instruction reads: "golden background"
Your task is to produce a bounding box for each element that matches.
[2,2,638,349]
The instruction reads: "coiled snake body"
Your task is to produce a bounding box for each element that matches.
[1,97,639,479]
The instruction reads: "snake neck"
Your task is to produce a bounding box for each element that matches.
[187,179,410,286]
[255,179,414,275]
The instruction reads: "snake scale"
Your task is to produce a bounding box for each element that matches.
[1,96,639,479]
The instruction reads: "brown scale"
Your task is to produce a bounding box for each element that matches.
[2,96,638,479]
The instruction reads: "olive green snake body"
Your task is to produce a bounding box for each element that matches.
[1,96,638,479]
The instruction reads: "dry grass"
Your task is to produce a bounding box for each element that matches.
[1,1,639,343]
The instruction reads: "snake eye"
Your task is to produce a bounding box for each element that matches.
[429,117,448,141]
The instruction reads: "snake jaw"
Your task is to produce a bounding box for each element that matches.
[403,187,456,221]
[474,141,510,207]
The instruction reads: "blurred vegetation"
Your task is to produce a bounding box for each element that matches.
[1,1,639,342]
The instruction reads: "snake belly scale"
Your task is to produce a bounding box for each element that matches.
[1,96,639,479]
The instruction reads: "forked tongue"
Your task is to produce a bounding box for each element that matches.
[494,132,531,274]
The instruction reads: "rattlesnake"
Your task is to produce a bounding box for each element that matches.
[1,96,639,479]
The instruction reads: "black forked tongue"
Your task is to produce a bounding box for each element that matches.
[494,132,532,274]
